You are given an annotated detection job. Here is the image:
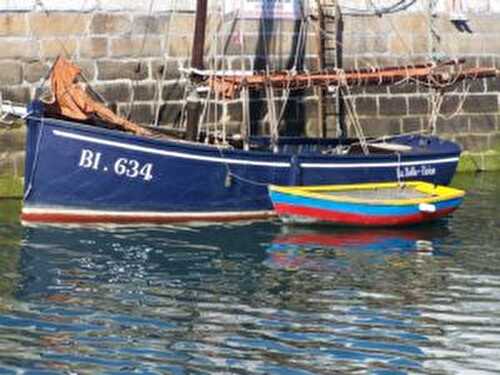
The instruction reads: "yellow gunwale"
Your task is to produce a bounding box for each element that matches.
[268,181,465,206]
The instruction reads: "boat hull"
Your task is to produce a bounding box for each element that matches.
[22,108,462,224]
[269,183,464,227]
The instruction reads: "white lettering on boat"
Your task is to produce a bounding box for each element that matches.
[398,165,436,179]
[78,149,154,181]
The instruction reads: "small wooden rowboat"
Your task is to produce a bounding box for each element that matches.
[268,181,465,227]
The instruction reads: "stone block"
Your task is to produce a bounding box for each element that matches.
[0,40,38,60]
[0,85,31,102]
[486,77,500,92]
[360,35,389,54]
[467,15,500,34]
[402,117,422,133]
[93,82,131,102]
[134,82,158,101]
[439,95,462,115]
[489,133,500,150]
[469,115,497,133]
[392,14,429,35]
[77,60,97,81]
[467,79,487,93]
[388,82,418,95]
[111,37,162,58]
[97,60,148,81]
[165,35,193,58]
[0,128,25,152]
[359,118,401,138]
[456,152,483,173]
[23,61,50,83]
[456,34,484,55]
[168,14,194,35]
[30,13,89,36]
[90,13,132,35]
[80,37,108,58]
[0,62,22,85]
[462,94,498,113]
[363,85,389,95]
[412,35,429,55]
[0,14,28,36]
[150,59,181,80]
[128,103,155,125]
[455,134,490,152]
[481,35,500,55]
[436,115,469,134]
[388,33,413,55]
[483,151,500,171]
[355,97,378,116]
[162,81,186,101]
[132,15,165,35]
[379,96,407,116]
[408,96,429,115]
[40,38,77,58]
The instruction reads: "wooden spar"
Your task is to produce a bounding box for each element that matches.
[191,0,208,70]
[186,0,208,141]
[314,0,326,138]
[207,64,498,99]
[334,3,346,140]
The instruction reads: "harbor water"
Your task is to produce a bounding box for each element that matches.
[0,172,499,374]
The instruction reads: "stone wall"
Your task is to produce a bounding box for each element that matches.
[337,0,500,170]
[0,0,499,170]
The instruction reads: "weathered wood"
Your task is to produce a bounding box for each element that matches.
[186,0,208,141]
[335,3,346,139]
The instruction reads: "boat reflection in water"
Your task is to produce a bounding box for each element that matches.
[11,221,457,374]
[265,224,450,271]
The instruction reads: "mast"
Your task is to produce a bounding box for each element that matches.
[186,0,208,141]
[191,0,208,70]
[335,3,346,140]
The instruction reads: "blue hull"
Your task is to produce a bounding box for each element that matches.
[22,108,461,223]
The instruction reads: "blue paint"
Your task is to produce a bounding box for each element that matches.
[270,190,463,217]
[23,102,461,217]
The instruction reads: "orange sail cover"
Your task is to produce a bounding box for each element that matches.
[47,57,152,137]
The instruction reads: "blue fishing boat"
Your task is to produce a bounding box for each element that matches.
[269,181,465,226]
[20,99,464,224]
[17,0,492,225]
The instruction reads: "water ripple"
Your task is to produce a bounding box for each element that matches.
[0,173,499,373]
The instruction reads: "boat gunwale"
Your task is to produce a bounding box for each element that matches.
[269,181,465,206]
[27,109,460,163]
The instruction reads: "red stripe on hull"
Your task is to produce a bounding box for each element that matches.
[274,203,457,226]
[21,211,276,224]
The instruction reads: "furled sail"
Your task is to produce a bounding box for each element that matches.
[205,59,498,99]
[46,57,152,137]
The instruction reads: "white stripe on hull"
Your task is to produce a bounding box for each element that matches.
[53,130,291,168]
[52,130,458,170]
[300,157,459,169]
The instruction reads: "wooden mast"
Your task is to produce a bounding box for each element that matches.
[191,0,208,70]
[186,0,208,141]
[335,3,346,140]
[315,0,326,138]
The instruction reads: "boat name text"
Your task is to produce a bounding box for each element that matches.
[398,165,436,178]
[78,149,154,181]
